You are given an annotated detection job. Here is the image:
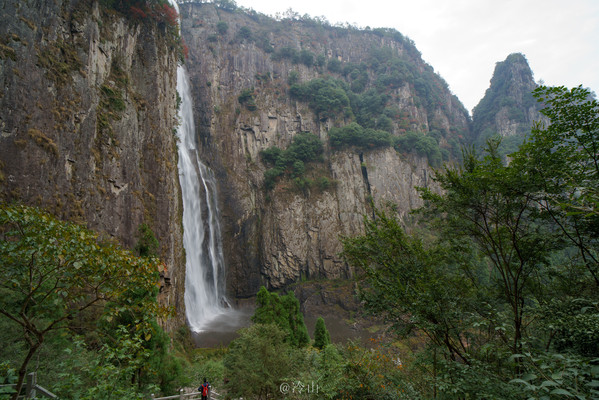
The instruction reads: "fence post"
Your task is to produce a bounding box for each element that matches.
[26,372,36,399]
[150,394,155,400]
[179,388,184,400]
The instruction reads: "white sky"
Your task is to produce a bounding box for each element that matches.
[233,0,599,114]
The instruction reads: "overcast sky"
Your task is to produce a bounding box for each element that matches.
[232,0,599,114]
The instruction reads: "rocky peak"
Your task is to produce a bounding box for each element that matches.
[472,53,542,154]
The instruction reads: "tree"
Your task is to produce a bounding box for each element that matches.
[0,204,160,399]
[134,222,159,257]
[313,317,331,349]
[342,207,475,365]
[511,85,599,286]
[419,140,557,356]
[224,323,294,399]
[340,85,599,397]
[252,287,310,348]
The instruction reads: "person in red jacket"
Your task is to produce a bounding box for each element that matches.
[198,378,210,400]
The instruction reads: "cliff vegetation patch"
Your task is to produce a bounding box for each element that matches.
[260,132,329,192]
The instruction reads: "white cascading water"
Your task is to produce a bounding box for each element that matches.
[170,0,230,332]
[177,68,230,332]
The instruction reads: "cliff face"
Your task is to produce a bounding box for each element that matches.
[472,53,542,153]
[0,0,185,330]
[179,3,471,296]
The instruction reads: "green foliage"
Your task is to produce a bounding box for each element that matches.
[0,203,167,398]
[224,323,295,399]
[511,86,599,286]
[290,78,350,119]
[287,45,461,165]
[238,87,257,111]
[272,46,300,64]
[350,89,390,128]
[252,287,310,348]
[313,317,331,349]
[339,85,599,398]
[327,58,343,74]
[236,26,252,41]
[213,0,238,11]
[538,299,599,357]
[472,53,538,154]
[332,340,421,400]
[299,49,315,67]
[260,132,324,191]
[287,131,324,162]
[342,207,475,363]
[287,70,299,86]
[216,21,228,35]
[395,131,442,166]
[100,84,125,112]
[328,122,393,150]
[507,351,599,399]
[134,222,159,257]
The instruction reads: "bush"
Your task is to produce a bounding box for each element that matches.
[396,130,442,166]
[134,223,159,257]
[287,70,299,86]
[329,122,393,150]
[238,88,257,111]
[216,21,228,35]
[289,78,350,119]
[272,46,300,63]
[236,26,252,41]
[224,324,294,399]
[299,49,314,67]
[327,58,343,74]
[260,132,324,190]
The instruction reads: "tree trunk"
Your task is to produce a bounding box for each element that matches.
[11,340,42,400]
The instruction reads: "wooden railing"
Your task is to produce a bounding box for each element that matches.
[150,388,221,400]
[0,372,58,399]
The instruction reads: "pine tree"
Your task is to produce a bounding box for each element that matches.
[252,286,310,347]
[313,317,331,349]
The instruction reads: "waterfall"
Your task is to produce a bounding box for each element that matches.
[176,65,229,332]
[169,0,229,332]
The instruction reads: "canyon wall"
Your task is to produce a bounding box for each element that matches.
[0,0,185,330]
[179,3,471,297]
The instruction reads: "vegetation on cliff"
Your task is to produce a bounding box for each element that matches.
[287,46,464,165]
[260,132,326,191]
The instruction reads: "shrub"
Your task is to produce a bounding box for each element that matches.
[299,49,314,67]
[329,122,392,150]
[134,223,159,257]
[260,132,324,190]
[396,130,442,166]
[287,70,299,86]
[327,58,343,74]
[236,26,252,41]
[216,21,228,35]
[238,88,257,111]
[290,78,350,119]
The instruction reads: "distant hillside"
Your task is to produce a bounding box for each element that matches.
[471,53,542,156]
